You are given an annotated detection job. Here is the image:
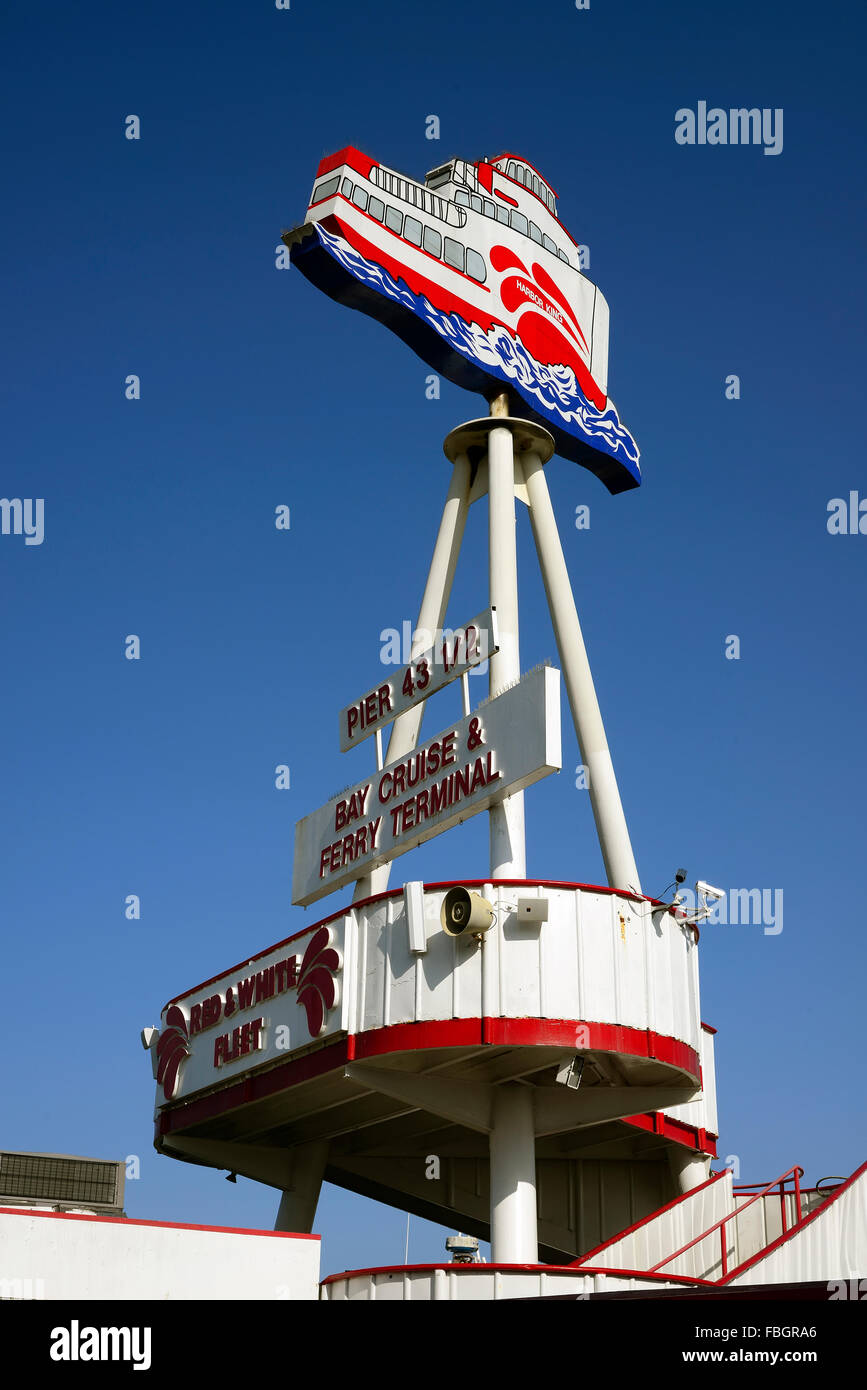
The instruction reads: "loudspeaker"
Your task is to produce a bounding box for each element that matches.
[440,887,494,937]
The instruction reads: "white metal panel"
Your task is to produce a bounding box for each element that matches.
[729,1166,867,1285]
[362,901,388,1032]
[497,885,544,1016]
[666,1022,718,1137]
[730,1191,790,1267]
[650,908,679,1036]
[156,883,703,1115]
[583,892,618,1022]
[536,888,579,1019]
[575,1172,734,1282]
[590,287,610,396]
[0,1209,320,1301]
[345,883,700,1049]
[384,898,417,1025]
[320,1266,683,1301]
[615,896,646,1025]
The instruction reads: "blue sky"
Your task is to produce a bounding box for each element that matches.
[2,0,865,1275]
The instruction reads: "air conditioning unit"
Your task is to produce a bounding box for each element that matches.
[0,1150,125,1216]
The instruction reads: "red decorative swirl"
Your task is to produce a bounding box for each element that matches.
[297,927,341,1038]
[529,260,588,350]
[490,243,528,275]
[156,1005,191,1101]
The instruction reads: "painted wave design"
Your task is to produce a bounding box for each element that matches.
[315,225,639,467]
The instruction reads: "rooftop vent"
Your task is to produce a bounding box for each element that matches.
[425,161,453,189]
[0,1151,125,1216]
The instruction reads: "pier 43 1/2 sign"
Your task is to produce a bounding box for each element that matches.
[293,665,561,907]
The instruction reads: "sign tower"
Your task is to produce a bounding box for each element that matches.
[148,148,717,1287]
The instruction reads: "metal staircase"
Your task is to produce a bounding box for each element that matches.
[573,1164,834,1284]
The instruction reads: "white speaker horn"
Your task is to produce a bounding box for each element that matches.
[440,887,495,938]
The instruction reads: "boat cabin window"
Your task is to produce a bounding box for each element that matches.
[454,189,470,207]
[352,186,369,212]
[507,160,517,179]
[404,215,422,247]
[466,248,486,283]
[510,209,528,235]
[496,205,509,224]
[558,248,569,263]
[483,199,496,219]
[543,234,557,254]
[385,205,403,234]
[423,226,442,258]
[443,237,464,271]
[312,175,340,204]
[369,196,385,222]
[341,178,353,198]
[529,222,542,244]
[470,194,483,213]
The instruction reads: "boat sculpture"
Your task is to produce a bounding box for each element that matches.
[282,148,640,494]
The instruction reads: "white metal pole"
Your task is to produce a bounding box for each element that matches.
[273,1140,330,1233]
[489,1084,538,1263]
[353,452,472,901]
[487,395,526,878]
[522,449,641,893]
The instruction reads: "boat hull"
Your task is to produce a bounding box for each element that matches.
[286,220,641,495]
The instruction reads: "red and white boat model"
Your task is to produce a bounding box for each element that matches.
[282,147,641,493]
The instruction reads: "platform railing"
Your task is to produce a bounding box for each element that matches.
[647,1165,804,1281]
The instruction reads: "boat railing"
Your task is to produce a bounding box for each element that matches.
[372,164,466,228]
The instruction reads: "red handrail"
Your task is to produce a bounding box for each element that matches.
[647,1165,805,1280]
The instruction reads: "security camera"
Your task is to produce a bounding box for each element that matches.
[675,868,688,885]
[555,1056,585,1090]
[440,887,494,937]
[696,881,725,902]
[516,897,549,924]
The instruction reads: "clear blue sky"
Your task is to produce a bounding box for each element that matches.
[2,0,865,1275]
